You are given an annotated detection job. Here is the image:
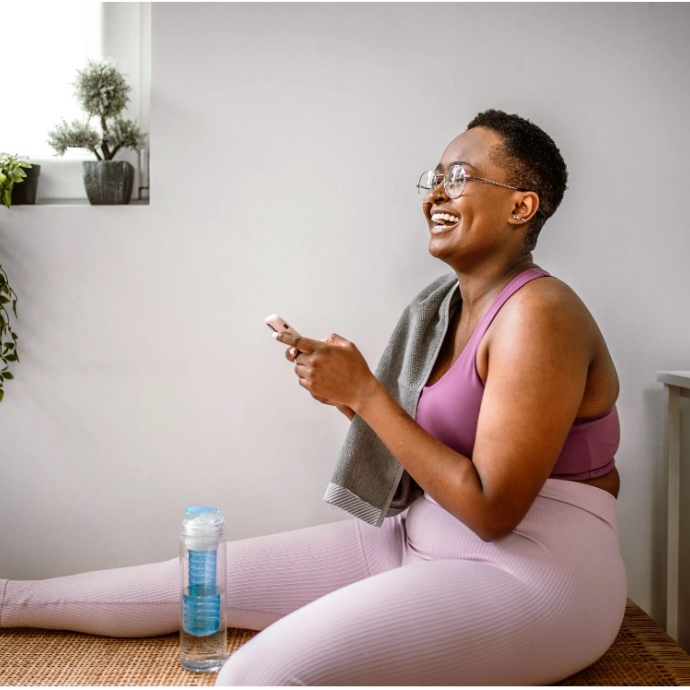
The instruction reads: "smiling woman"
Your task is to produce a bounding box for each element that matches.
[0,110,626,686]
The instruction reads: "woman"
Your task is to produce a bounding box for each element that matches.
[0,110,626,685]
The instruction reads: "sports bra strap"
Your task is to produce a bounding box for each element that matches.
[470,268,551,349]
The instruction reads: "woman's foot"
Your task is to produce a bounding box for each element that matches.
[0,579,9,627]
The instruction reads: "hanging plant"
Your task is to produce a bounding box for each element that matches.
[0,264,18,401]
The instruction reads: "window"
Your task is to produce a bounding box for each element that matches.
[5,2,150,202]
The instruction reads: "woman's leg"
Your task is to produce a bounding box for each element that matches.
[0,517,404,637]
[223,516,404,631]
[215,556,625,687]
[216,484,627,686]
[0,559,180,637]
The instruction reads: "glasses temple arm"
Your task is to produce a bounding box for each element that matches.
[470,175,546,219]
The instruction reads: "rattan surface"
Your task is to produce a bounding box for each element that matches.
[0,627,256,687]
[556,600,690,686]
[1,600,689,686]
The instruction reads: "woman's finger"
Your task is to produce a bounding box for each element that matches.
[273,332,322,353]
[294,360,310,380]
[284,346,299,362]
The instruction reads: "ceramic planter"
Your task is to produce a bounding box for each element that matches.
[82,161,134,205]
[11,164,41,205]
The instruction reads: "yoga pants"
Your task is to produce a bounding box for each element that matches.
[0,479,627,685]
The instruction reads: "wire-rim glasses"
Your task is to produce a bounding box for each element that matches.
[417,165,546,218]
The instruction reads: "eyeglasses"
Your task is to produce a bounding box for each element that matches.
[417,165,546,218]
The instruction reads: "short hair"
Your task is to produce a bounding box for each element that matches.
[466,109,568,251]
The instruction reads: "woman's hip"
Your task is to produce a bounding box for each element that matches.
[403,479,627,596]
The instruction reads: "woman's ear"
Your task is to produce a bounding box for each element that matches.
[509,191,540,225]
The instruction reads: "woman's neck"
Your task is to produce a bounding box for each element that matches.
[453,255,538,314]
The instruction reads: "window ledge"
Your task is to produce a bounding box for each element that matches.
[32,198,150,206]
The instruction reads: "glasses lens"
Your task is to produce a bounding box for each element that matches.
[445,166,466,199]
[417,171,437,202]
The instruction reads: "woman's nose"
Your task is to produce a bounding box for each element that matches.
[425,182,446,205]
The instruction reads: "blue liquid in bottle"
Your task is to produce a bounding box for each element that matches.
[182,507,222,637]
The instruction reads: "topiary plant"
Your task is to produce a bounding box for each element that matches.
[47,59,145,160]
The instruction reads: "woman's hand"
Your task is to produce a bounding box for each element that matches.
[274,332,379,417]
[284,344,356,420]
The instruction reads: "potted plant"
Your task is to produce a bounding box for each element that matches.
[10,162,41,205]
[0,154,34,208]
[0,264,18,402]
[47,59,146,205]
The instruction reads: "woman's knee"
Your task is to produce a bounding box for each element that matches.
[214,633,304,686]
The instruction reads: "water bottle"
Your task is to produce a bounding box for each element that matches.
[179,506,228,672]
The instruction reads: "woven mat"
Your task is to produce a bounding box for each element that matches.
[555,599,690,686]
[1,600,690,686]
[0,627,256,687]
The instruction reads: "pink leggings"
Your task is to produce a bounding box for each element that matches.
[0,479,627,685]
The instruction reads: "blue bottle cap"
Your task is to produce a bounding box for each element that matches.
[185,506,221,516]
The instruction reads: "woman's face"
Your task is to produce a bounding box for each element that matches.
[422,127,525,268]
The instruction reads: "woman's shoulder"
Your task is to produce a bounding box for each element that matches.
[510,271,594,324]
[486,268,620,421]
[482,271,617,398]
[486,270,602,358]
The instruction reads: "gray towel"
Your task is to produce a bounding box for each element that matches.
[323,271,461,526]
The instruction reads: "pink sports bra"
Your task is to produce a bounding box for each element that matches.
[415,268,619,481]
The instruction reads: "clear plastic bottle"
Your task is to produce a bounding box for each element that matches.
[179,506,228,672]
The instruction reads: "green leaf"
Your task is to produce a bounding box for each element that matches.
[3,189,11,208]
[2,372,13,379]
[5,354,18,362]
[19,161,32,168]
[0,172,5,185]
[0,389,4,402]
[0,297,9,304]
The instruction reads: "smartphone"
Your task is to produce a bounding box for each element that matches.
[265,315,301,337]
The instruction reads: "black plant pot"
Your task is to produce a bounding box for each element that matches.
[11,164,41,205]
[82,161,134,205]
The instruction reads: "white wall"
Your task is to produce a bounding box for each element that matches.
[2,2,690,639]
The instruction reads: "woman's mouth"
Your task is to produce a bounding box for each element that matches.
[430,213,460,234]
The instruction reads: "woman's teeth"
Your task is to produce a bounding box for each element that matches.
[431,213,460,227]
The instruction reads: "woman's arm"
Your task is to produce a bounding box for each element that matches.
[274,284,593,541]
